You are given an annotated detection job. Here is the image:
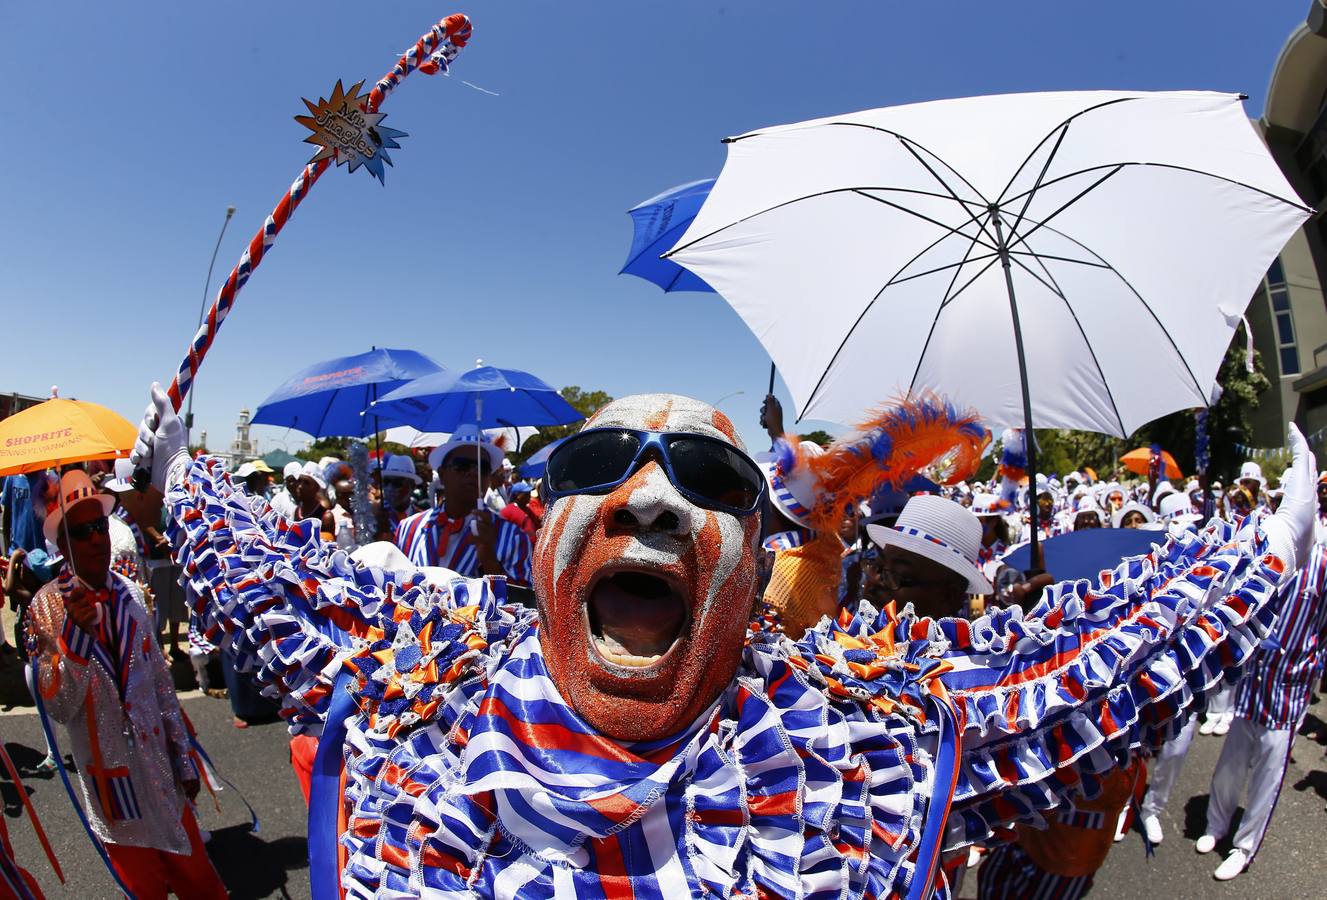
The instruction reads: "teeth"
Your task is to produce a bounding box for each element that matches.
[592,633,663,667]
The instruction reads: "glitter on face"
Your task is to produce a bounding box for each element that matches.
[534,394,760,741]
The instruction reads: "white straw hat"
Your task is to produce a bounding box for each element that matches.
[969,492,1007,518]
[299,461,327,491]
[380,455,422,484]
[45,470,116,544]
[1158,492,1193,521]
[1111,500,1156,528]
[760,440,826,528]
[101,457,137,493]
[428,424,504,472]
[1238,461,1265,486]
[865,494,992,593]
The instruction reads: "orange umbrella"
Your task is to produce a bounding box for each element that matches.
[1120,446,1182,480]
[0,399,137,477]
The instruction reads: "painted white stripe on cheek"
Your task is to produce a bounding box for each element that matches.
[552,494,601,585]
[702,511,747,607]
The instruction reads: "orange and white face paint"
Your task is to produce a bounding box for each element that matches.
[533,394,760,742]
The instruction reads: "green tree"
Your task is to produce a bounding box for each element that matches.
[1134,332,1269,482]
[797,429,834,447]
[973,334,1267,485]
[295,435,413,463]
[295,436,351,462]
[515,387,615,463]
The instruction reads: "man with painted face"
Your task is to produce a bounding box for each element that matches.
[134,384,1319,899]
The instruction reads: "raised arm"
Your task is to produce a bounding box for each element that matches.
[132,383,517,732]
[935,424,1317,842]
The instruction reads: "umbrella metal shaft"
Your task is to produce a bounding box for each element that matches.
[990,207,1042,570]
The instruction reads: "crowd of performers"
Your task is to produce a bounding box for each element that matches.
[2,383,1326,898]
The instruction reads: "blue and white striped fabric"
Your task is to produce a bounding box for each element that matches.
[395,506,532,584]
[761,528,809,552]
[342,621,934,900]
[89,767,142,822]
[166,456,1291,899]
[1235,541,1327,729]
[977,841,1094,900]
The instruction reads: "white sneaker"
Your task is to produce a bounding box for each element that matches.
[1113,806,1129,842]
[1195,834,1217,854]
[1199,714,1218,736]
[1214,849,1248,881]
[1213,713,1233,736]
[1142,814,1164,845]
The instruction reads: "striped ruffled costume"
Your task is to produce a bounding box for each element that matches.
[167,456,1289,899]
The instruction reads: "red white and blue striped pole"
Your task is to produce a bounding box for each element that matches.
[164,13,473,415]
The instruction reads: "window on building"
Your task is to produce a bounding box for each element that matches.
[1266,260,1300,376]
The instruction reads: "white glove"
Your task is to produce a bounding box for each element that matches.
[129,383,189,493]
[1262,423,1318,574]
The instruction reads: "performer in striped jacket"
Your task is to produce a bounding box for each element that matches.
[136,384,1318,900]
[394,424,532,584]
[27,471,226,899]
[1195,536,1327,880]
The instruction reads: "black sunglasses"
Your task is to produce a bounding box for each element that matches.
[543,428,765,516]
[66,517,110,542]
[445,457,491,476]
[878,567,963,592]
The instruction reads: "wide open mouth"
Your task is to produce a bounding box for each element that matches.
[586,569,689,669]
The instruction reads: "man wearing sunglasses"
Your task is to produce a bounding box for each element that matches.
[394,424,532,584]
[137,380,1321,900]
[26,470,227,899]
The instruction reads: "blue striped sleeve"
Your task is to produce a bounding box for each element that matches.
[59,613,97,664]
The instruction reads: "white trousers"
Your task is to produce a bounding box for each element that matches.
[1205,716,1295,856]
[1141,716,1197,818]
[1207,684,1235,717]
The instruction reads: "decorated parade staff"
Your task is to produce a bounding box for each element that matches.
[132,382,1316,899]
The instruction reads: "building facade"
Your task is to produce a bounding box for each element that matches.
[223,408,259,469]
[1251,2,1327,456]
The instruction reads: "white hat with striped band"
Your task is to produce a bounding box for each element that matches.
[865,493,992,594]
[760,440,826,529]
[44,470,116,544]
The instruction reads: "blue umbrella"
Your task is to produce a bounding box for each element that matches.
[621,178,715,293]
[371,365,583,433]
[621,179,780,397]
[518,436,568,480]
[252,348,445,438]
[1002,527,1166,582]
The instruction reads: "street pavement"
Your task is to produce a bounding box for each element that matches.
[1,679,1326,898]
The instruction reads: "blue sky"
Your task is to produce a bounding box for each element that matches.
[0,1,1310,454]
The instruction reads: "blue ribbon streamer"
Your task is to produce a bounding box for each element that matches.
[309,670,356,900]
[27,665,139,900]
[907,691,960,900]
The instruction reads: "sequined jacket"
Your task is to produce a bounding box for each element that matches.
[29,573,197,854]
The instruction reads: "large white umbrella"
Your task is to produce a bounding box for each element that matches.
[667,91,1310,439]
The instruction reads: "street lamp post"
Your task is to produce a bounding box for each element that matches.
[184,205,236,442]
[713,389,745,408]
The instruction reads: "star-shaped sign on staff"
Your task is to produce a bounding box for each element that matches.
[295,79,408,183]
